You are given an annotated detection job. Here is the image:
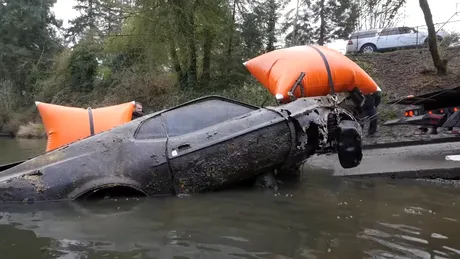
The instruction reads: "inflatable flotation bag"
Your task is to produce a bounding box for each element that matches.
[243,45,381,103]
[36,101,135,151]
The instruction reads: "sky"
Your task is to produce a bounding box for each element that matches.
[52,0,459,53]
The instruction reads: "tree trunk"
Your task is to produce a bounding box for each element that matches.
[201,26,214,88]
[318,0,326,45]
[293,0,300,45]
[186,1,198,88]
[227,0,237,57]
[419,0,448,75]
[266,0,277,52]
[88,0,94,30]
[168,38,187,89]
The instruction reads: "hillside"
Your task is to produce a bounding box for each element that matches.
[348,46,460,145]
[349,46,460,97]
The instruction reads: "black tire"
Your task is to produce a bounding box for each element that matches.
[360,43,377,54]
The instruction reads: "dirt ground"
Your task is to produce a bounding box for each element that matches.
[349,46,460,96]
[347,46,460,145]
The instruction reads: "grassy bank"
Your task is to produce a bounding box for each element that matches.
[16,122,47,139]
[1,80,276,138]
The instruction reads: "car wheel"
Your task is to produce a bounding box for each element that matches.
[360,44,376,54]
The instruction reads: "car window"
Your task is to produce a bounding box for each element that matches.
[350,30,377,39]
[379,29,390,36]
[380,28,400,36]
[135,115,167,139]
[399,27,412,34]
[162,98,257,137]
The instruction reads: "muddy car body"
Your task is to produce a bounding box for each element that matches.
[0,95,363,202]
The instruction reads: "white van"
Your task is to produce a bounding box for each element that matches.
[345,26,450,54]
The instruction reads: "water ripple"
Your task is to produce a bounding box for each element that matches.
[0,169,459,258]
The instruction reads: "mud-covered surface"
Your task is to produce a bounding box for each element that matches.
[348,46,460,97]
[169,121,293,194]
[0,96,361,202]
[169,97,354,194]
[348,46,460,146]
[415,178,460,188]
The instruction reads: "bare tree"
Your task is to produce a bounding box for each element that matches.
[419,0,448,75]
[357,0,406,30]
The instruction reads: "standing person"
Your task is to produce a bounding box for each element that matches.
[132,102,144,120]
[359,89,382,136]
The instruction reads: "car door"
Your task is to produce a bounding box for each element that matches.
[375,29,389,49]
[162,97,291,194]
[352,29,379,52]
[132,114,174,195]
[377,28,401,49]
[397,27,418,47]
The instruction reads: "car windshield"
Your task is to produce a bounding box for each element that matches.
[399,27,416,34]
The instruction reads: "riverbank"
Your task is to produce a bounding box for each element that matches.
[3,46,460,144]
[0,83,276,138]
[348,46,460,145]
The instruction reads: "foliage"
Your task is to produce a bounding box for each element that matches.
[68,40,101,92]
[356,0,407,30]
[0,0,410,134]
[0,0,62,105]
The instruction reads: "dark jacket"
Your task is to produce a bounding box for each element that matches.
[132,111,144,120]
[363,91,381,110]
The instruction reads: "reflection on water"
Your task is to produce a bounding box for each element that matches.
[1,139,460,258]
[0,170,459,258]
[0,138,46,164]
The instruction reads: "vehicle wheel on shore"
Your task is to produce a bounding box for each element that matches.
[360,44,377,54]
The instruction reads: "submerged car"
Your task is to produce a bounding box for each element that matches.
[0,95,364,203]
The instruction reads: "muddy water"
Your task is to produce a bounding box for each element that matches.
[1,139,460,258]
[0,138,47,164]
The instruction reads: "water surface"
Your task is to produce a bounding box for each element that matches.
[1,139,460,258]
[0,137,46,164]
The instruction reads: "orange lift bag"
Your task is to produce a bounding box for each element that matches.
[36,101,135,152]
[244,45,380,103]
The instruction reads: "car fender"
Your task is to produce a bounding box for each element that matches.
[67,177,148,200]
[357,38,377,49]
[364,38,380,50]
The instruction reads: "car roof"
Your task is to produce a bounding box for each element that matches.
[351,29,381,34]
[352,26,416,34]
